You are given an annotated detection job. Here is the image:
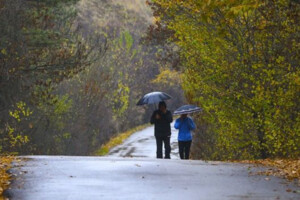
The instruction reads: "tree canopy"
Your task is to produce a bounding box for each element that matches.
[149,0,299,159]
[0,0,184,155]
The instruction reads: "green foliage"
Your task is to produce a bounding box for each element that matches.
[1,102,32,153]
[111,82,130,118]
[123,31,134,53]
[53,95,73,116]
[0,0,103,155]
[0,0,183,155]
[37,93,73,129]
[106,30,142,119]
[151,68,182,87]
[9,102,33,122]
[5,125,29,150]
[152,0,300,159]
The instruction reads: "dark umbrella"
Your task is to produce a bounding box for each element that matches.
[174,105,202,115]
[136,91,172,106]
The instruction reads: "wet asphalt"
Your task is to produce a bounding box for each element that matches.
[6,125,300,200]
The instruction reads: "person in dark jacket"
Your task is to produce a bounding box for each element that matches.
[174,114,196,159]
[150,101,173,159]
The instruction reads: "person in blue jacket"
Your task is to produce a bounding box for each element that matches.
[174,114,196,159]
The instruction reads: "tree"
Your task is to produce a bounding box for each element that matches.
[149,0,300,159]
[0,0,185,155]
[0,0,106,154]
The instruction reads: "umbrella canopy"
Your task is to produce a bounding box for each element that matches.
[136,91,172,106]
[174,105,202,115]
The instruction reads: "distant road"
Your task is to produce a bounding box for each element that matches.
[108,123,179,159]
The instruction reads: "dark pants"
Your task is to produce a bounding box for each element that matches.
[155,136,171,159]
[178,140,192,160]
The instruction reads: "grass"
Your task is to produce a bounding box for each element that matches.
[0,156,14,200]
[93,124,150,156]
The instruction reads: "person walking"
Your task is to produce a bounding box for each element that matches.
[150,101,173,159]
[174,114,196,160]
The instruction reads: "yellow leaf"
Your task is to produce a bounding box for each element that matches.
[1,49,7,55]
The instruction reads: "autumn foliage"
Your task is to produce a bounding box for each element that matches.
[149,0,299,159]
[239,159,300,186]
[0,156,13,199]
[0,0,184,155]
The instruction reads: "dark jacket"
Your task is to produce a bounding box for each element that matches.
[150,110,173,137]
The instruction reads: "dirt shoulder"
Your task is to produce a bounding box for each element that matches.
[237,159,300,187]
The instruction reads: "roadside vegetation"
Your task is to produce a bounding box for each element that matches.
[1,0,299,191]
[146,0,299,185]
[0,156,14,199]
[147,0,299,160]
[0,0,184,156]
[238,159,300,187]
[93,124,149,156]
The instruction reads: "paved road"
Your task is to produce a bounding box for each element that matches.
[7,125,300,200]
[108,123,179,159]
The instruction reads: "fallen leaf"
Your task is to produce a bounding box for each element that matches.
[235,159,300,186]
[29,123,33,129]
[0,156,15,198]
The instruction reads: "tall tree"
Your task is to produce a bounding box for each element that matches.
[148,0,300,159]
[0,0,106,153]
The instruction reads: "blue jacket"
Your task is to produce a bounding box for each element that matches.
[174,117,196,141]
